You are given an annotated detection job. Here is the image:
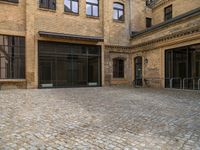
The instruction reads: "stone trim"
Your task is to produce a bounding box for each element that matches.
[132,26,200,49]
[131,7,200,38]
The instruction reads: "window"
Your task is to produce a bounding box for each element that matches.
[146,17,152,28]
[39,0,56,10]
[164,5,172,21]
[86,0,99,17]
[0,0,18,3]
[64,0,78,14]
[113,58,124,78]
[0,35,25,79]
[113,3,124,21]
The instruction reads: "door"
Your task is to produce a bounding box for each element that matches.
[135,56,143,86]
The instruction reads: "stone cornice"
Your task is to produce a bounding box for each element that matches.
[132,26,200,50]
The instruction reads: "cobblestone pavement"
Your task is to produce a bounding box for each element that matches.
[0,87,200,150]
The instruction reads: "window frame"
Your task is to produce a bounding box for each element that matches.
[64,0,79,14]
[0,35,25,79]
[164,5,173,21]
[113,58,125,78]
[146,17,152,28]
[113,2,125,22]
[39,0,56,10]
[86,0,99,17]
[0,0,18,3]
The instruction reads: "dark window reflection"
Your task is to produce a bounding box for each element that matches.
[0,35,25,79]
[39,41,101,88]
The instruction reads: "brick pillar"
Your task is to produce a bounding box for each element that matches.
[25,0,38,88]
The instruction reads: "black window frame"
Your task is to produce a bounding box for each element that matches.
[0,0,18,3]
[64,0,79,14]
[113,58,124,78]
[39,0,56,10]
[113,2,125,21]
[164,5,173,21]
[86,0,99,17]
[0,35,25,79]
[146,17,152,28]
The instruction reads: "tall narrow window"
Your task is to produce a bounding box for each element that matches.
[146,17,152,28]
[0,35,25,79]
[164,5,172,21]
[86,0,99,17]
[113,58,124,78]
[0,0,18,3]
[113,3,124,21]
[39,0,56,10]
[64,0,79,14]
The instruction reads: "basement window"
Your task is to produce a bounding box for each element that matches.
[39,0,56,10]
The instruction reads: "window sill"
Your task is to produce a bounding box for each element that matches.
[38,8,56,13]
[0,79,26,83]
[112,78,126,80]
[0,1,18,5]
[113,19,125,23]
[86,15,99,19]
[63,11,79,16]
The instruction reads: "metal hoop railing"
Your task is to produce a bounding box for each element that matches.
[198,79,200,90]
[170,78,182,89]
[183,78,195,90]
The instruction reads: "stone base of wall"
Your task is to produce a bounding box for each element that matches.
[0,80,27,90]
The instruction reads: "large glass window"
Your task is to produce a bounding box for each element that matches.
[38,41,101,88]
[113,3,124,21]
[0,35,25,79]
[113,58,124,78]
[39,0,56,10]
[64,0,79,14]
[164,5,172,21]
[165,44,200,90]
[86,0,99,17]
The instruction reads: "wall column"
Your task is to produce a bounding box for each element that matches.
[25,0,38,88]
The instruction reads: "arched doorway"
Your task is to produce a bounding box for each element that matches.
[134,56,143,86]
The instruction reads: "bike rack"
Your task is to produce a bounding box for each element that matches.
[198,79,200,90]
[183,78,195,90]
[170,78,182,89]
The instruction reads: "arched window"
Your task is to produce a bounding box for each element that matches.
[64,0,79,14]
[113,2,124,21]
[113,58,124,78]
[86,0,99,17]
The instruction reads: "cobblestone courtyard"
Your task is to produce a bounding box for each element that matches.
[0,87,200,150]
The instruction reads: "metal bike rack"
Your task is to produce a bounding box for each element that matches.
[198,79,200,90]
[183,78,195,90]
[170,78,182,89]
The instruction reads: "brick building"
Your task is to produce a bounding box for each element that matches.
[0,0,199,90]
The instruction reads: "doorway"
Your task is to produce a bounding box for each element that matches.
[134,56,143,86]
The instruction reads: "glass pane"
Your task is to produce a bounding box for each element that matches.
[118,10,124,20]
[113,9,118,19]
[93,5,98,16]
[88,56,100,86]
[64,0,71,12]
[113,3,123,9]
[86,0,98,4]
[72,1,78,13]
[86,4,92,15]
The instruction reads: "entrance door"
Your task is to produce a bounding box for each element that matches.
[135,56,143,86]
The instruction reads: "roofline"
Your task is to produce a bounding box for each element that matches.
[131,7,200,38]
